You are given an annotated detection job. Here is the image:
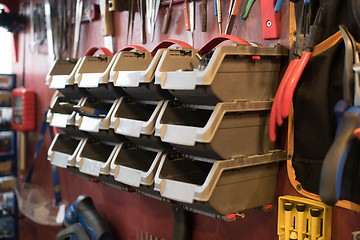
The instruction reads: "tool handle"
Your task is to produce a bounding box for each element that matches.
[118,45,148,52]
[172,204,192,240]
[232,0,242,15]
[202,0,207,32]
[100,0,113,36]
[162,7,173,34]
[183,1,190,31]
[319,107,360,205]
[214,0,218,16]
[197,34,250,55]
[151,39,192,56]
[260,0,280,39]
[84,46,114,56]
[281,51,311,119]
[274,0,283,13]
[240,0,256,20]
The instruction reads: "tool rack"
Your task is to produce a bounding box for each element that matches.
[46,43,288,221]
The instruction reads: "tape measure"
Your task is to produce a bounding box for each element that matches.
[11,88,35,132]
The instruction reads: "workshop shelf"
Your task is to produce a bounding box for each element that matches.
[76,138,120,176]
[154,44,288,105]
[110,49,173,101]
[155,100,274,160]
[109,142,164,187]
[154,151,286,216]
[47,134,85,168]
[110,97,171,150]
[46,58,87,99]
[75,55,125,100]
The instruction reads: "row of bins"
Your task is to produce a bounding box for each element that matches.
[46,42,288,220]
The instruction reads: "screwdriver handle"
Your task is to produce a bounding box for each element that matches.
[183,1,190,31]
[202,0,207,32]
[162,6,173,34]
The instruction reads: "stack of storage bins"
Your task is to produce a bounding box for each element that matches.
[46,42,289,220]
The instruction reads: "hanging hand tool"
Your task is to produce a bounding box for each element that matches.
[225,0,242,35]
[126,0,136,44]
[319,25,360,205]
[202,0,207,32]
[240,0,256,20]
[269,5,324,142]
[296,203,306,240]
[310,208,321,240]
[183,0,194,46]
[150,0,161,42]
[260,0,280,39]
[45,0,56,65]
[284,202,293,240]
[138,0,146,43]
[215,0,222,34]
[72,0,84,58]
[162,0,173,34]
[59,102,108,118]
[100,0,114,53]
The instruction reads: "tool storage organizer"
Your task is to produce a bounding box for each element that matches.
[75,53,124,100]
[110,49,173,101]
[154,44,288,105]
[154,151,286,217]
[155,100,274,160]
[46,58,87,99]
[75,138,120,176]
[109,142,164,187]
[75,97,123,143]
[47,134,86,168]
[110,97,171,150]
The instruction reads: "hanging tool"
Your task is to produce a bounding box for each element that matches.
[183,0,194,46]
[45,0,56,65]
[59,102,108,118]
[72,0,84,58]
[215,0,222,34]
[100,0,114,53]
[310,208,321,240]
[296,203,306,240]
[162,0,173,34]
[284,202,293,240]
[269,5,324,142]
[240,0,256,20]
[319,25,360,205]
[202,0,207,32]
[225,0,242,35]
[150,0,161,42]
[138,0,147,43]
[126,0,136,44]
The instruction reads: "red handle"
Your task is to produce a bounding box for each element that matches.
[269,95,278,142]
[197,34,251,55]
[84,47,114,56]
[354,128,360,140]
[261,0,280,39]
[117,45,148,53]
[151,39,193,56]
[281,51,311,119]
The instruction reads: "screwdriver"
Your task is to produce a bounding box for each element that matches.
[225,0,242,34]
[202,0,207,32]
[214,0,222,34]
[310,208,321,240]
[296,203,306,240]
[162,0,173,34]
[284,202,293,240]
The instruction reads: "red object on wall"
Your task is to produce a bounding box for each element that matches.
[11,87,35,132]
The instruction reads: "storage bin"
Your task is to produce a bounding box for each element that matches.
[110,97,171,149]
[47,134,85,168]
[75,55,124,100]
[155,100,274,159]
[109,142,164,187]
[76,138,120,176]
[154,150,286,216]
[110,49,173,101]
[46,58,87,99]
[154,44,288,105]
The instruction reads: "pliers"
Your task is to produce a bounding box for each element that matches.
[269,5,324,142]
[319,25,360,205]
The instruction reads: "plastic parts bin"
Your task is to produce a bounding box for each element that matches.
[47,96,85,129]
[110,49,173,101]
[154,44,288,105]
[155,100,274,160]
[46,58,87,99]
[76,98,123,143]
[47,134,86,168]
[154,150,286,216]
[109,142,164,187]
[110,97,171,149]
[76,138,120,176]
[75,55,124,100]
